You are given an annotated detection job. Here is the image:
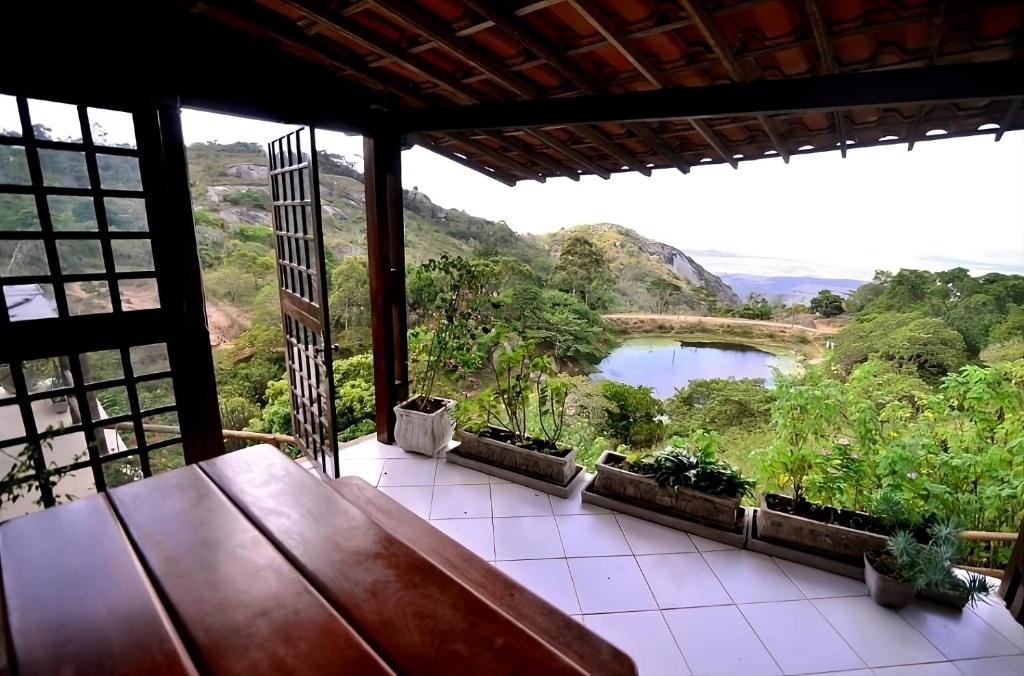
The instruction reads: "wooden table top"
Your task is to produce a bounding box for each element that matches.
[0,444,636,676]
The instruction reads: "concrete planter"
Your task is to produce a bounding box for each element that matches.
[756,494,888,563]
[458,427,576,485]
[864,552,915,608]
[593,451,743,531]
[393,398,454,457]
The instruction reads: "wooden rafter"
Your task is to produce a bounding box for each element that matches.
[370,0,540,98]
[413,136,518,187]
[996,97,1022,142]
[276,0,607,181]
[447,132,545,182]
[459,0,651,178]
[477,130,581,181]
[527,129,611,179]
[567,0,669,89]
[676,0,745,82]
[568,0,745,168]
[909,1,947,151]
[574,126,652,176]
[276,0,481,104]
[462,0,591,92]
[802,0,849,159]
[194,1,427,109]
[690,119,737,168]
[372,0,768,72]
[756,114,790,163]
[627,124,690,174]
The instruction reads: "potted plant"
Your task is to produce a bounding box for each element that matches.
[752,372,891,562]
[592,431,751,531]
[454,336,580,489]
[865,521,993,609]
[394,256,486,457]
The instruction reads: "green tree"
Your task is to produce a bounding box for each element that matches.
[990,305,1024,344]
[554,234,613,310]
[329,256,371,353]
[227,248,274,288]
[647,277,686,314]
[599,381,664,448]
[809,289,845,317]
[944,294,1000,356]
[666,378,773,434]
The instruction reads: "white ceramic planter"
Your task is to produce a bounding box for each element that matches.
[393,398,455,457]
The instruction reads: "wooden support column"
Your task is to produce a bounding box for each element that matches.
[364,131,409,443]
[140,105,225,464]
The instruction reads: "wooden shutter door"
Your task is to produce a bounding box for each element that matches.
[267,128,339,478]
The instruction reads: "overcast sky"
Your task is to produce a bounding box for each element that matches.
[183,109,1024,280]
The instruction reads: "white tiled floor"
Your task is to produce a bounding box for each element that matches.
[328,439,1024,676]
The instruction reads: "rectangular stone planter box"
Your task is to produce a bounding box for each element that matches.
[755,494,888,565]
[582,476,749,549]
[457,427,578,486]
[747,510,865,580]
[592,451,744,532]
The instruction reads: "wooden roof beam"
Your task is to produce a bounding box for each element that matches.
[527,130,612,179]
[444,133,546,183]
[567,0,669,89]
[398,61,1024,133]
[477,130,581,181]
[626,124,690,174]
[690,120,737,168]
[676,0,745,82]
[574,126,652,176]
[800,0,849,159]
[996,97,1022,142]
[387,1,766,68]
[756,115,790,163]
[369,0,540,98]
[909,2,947,151]
[193,1,426,109]
[411,137,518,187]
[462,0,592,93]
[459,0,649,181]
[277,0,482,104]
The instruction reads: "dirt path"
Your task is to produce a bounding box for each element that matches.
[602,313,839,336]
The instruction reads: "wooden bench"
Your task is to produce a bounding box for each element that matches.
[0,444,636,675]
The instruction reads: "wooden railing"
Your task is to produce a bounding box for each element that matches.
[111,423,296,449]
[959,530,1017,579]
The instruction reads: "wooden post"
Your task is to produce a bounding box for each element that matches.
[1000,518,1024,626]
[364,131,409,443]
[139,105,226,464]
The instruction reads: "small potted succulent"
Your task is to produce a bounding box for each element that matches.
[455,335,579,488]
[593,431,752,531]
[865,520,993,609]
[394,256,486,456]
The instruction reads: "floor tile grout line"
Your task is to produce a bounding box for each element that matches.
[965,601,1024,653]
[811,597,961,669]
[695,548,790,675]
[487,479,497,562]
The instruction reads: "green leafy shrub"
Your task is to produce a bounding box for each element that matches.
[622,431,752,499]
[599,381,664,448]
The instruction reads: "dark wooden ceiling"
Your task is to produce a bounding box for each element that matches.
[188,0,1024,184]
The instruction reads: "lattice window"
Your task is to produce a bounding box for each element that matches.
[0,93,205,518]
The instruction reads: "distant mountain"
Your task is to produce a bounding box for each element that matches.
[185,144,736,315]
[720,273,866,304]
[534,224,739,310]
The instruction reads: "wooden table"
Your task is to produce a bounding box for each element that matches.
[0,444,635,675]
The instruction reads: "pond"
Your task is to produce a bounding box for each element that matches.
[591,337,799,399]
